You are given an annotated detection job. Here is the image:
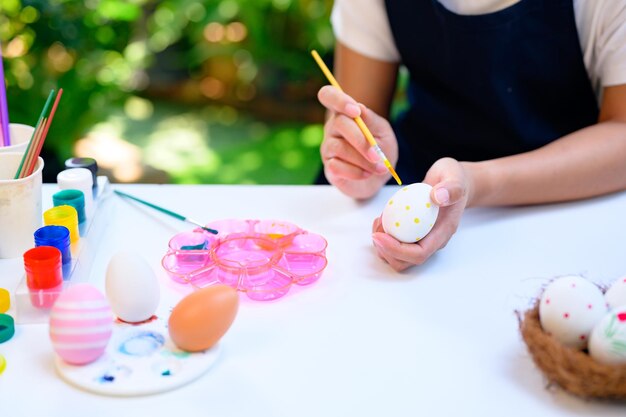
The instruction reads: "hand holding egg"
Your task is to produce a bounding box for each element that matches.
[381,183,439,243]
[372,159,471,271]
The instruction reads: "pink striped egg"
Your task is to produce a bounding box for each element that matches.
[49,284,113,365]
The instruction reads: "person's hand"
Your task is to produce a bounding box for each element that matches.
[317,85,399,199]
[371,158,472,271]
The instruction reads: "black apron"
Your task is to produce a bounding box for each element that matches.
[386,0,599,183]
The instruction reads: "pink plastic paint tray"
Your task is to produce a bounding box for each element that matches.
[161,219,328,301]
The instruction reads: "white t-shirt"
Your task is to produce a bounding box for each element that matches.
[331,0,626,96]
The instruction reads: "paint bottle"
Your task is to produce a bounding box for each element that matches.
[64,157,98,189]
[57,168,94,218]
[23,246,63,308]
[43,205,79,243]
[52,189,86,223]
[34,225,71,265]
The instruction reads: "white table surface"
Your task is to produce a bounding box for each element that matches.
[1,183,625,416]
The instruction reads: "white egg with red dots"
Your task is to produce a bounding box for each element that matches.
[588,307,626,365]
[382,183,439,243]
[539,275,607,349]
[105,251,160,323]
[604,276,626,310]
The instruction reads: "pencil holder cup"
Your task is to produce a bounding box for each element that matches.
[43,205,79,244]
[0,153,44,259]
[0,124,35,154]
[52,189,86,223]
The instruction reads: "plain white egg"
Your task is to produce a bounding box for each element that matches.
[589,306,626,365]
[539,275,607,349]
[604,276,626,310]
[105,251,160,323]
[382,183,439,243]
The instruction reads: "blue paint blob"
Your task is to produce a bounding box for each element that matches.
[95,364,132,384]
[98,374,115,383]
[152,359,182,377]
[118,331,165,357]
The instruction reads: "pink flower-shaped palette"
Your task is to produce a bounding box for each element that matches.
[161,219,328,301]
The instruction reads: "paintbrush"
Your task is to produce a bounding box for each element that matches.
[14,89,55,179]
[311,50,402,185]
[0,43,10,147]
[22,88,63,177]
[114,190,218,234]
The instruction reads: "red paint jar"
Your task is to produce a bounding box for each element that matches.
[23,246,63,308]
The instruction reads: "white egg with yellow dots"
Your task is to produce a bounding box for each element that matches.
[382,183,439,243]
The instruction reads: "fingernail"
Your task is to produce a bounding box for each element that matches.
[367,147,381,162]
[345,103,360,118]
[435,188,450,205]
[374,162,387,174]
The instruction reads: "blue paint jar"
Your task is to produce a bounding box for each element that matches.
[52,189,86,223]
[34,225,71,265]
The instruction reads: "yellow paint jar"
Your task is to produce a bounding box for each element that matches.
[43,205,79,243]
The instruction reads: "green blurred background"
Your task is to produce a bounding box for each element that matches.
[0,0,335,184]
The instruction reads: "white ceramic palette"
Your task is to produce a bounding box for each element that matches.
[55,315,220,396]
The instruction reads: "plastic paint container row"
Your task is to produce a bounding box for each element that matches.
[13,157,104,322]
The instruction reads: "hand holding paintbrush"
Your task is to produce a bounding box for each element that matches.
[311,50,402,186]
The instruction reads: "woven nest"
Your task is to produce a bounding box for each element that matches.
[519,302,626,400]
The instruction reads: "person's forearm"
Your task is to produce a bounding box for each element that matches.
[463,121,626,207]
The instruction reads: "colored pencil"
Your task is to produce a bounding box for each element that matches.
[311,50,402,185]
[0,43,10,147]
[113,190,219,234]
[14,89,55,179]
[23,88,63,177]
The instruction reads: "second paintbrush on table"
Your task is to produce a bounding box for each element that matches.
[114,190,218,234]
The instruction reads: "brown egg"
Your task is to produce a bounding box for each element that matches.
[168,285,239,352]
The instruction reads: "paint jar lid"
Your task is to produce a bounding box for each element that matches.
[65,157,97,187]
[52,189,86,223]
[34,225,72,265]
[0,288,9,314]
[0,314,15,344]
[23,246,63,290]
[57,167,93,190]
[43,205,80,243]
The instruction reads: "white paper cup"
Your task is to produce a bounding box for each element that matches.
[0,152,44,259]
[0,124,36,154]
